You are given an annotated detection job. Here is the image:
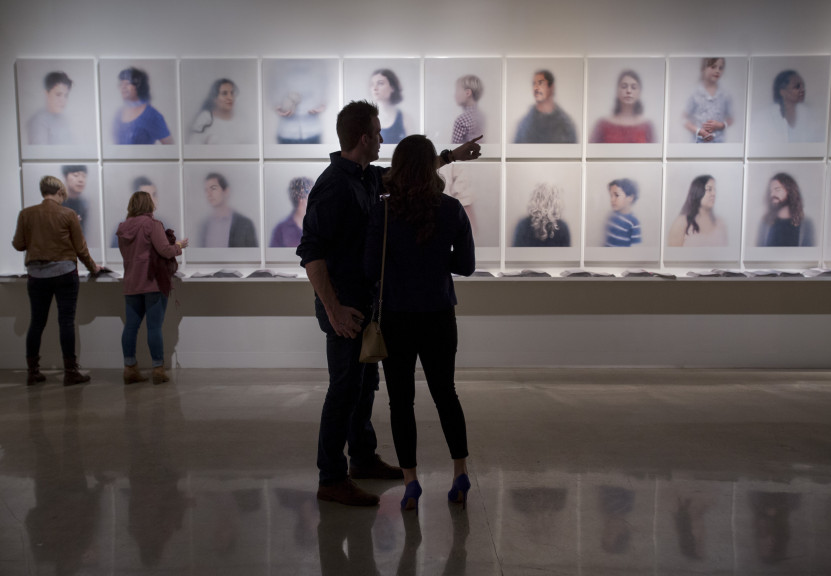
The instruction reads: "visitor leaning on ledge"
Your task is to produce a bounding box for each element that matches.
[12,175,101,386]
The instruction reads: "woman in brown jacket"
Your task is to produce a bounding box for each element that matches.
[13,175,100,385]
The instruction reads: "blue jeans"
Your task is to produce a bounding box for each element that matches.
[315,298,379,484]
[122,293,168,367]
[26,270,79,359]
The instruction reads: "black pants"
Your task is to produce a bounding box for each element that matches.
[380,309,468,469]
[26,270,79,359]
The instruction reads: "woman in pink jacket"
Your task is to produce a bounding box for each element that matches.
[117,191,188,384]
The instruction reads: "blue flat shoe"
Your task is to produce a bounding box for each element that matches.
[401,480,422,511]
[448,474,471,509]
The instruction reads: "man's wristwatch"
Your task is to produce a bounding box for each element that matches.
[440,149,454,165]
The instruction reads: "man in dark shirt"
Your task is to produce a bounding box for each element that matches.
[514,70,577,144]
[297,100,481,506]
[757,172,814,247]
[61,165,89,235]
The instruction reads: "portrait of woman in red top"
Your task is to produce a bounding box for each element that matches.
[590,69,655,144]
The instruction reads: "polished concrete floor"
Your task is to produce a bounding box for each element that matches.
[1,368,831,575]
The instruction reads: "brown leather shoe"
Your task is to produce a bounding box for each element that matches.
[317,478,379,506]
[349,454,404,480]
[26,357,46,386]
[63,357,91,386]
[152,366,170,384]
[123,364,148,385]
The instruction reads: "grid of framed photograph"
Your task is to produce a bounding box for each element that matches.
[13,55,831,270]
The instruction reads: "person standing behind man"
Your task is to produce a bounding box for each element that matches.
[13,176,101,386]
[61,165,89,235]
[514,70,577,144]
[297,100,481,506]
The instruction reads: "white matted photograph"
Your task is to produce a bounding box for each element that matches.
[181,59,259,159]
[505,162,582,265]
[506,58,584,159]
[103,163,182,263]
[184,163,261,263]
[264,161,327,264]
[16,59,99,160]
[21,163,102,261]
[586,58,665,159]
[438,161,501,264]
[744,162,825,263]
[747,56,831,158]
[666,56,748,158]
[584,162,663,263]
[99,59,179,160]
[262,58,339,160]
[664,162,744,263]
[343,58,421,157]
[424,58,501,158]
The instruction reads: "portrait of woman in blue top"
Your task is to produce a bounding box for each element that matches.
[114,67,174,145]
[369,68,413,145]
[364,134,474,512]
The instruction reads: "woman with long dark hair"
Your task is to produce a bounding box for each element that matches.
[364,134,475,511]
[188,78,243,144]
[667,175,727,247]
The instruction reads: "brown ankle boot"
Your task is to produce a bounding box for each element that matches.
[123,364,148,385]
[63,357,91,386]
[152,366,169,384]
[26,357,46,386]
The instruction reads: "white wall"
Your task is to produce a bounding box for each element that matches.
[2,0,831,368]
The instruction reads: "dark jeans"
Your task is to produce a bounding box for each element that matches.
[26,270,79,359]
[315,298,379,484]
[122,292,168,367]
[380,309,468,469]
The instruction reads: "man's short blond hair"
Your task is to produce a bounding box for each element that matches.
[39,175,66,197]
[458,75,483,101]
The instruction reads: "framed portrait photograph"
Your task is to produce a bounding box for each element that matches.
[181,59,259,159]
[262,58,339,159]
[584,162,663,264]
[99,59,179,160]
[666,56,748,159]
[438,161,501,264]
[184,162,262,263]
[505,162,582,266]
[16,59,98,160]
[424,57,502,158]
[586,58,665,159]
[663,161,744,263]
[744,161,825,263]
[343,58,421,158]
[21,162,102,261]
[505,57,584,159]
[103,163,182,263]
[264,161,327,264]
[747,55,831,158]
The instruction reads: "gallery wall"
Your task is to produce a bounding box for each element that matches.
[2,0,831,368]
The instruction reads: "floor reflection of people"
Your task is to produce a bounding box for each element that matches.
[674,495,710,560]
[25,388,104,575]
[442,502,470,576]
[125,387,190,567]
[751,491,800,565]
[317,503,380,575]
[599,485,635,554]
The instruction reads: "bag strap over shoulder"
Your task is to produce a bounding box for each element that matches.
[374,197,389,325]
